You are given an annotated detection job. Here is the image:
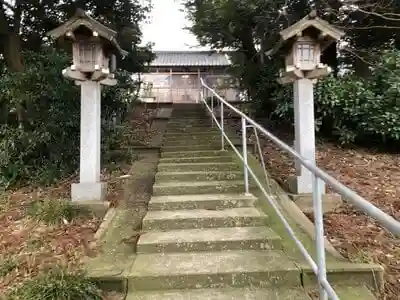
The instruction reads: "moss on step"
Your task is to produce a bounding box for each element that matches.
[142,207,268,231]
[128,250,301,291]
[148,193,256,211]
[155,170,244,182]
[84,152,159,294]
[159,156,234,164]
[152,180,246,196]
[136,226,282,253]
[127,287,312,300]
[157,162,240,173]
[160,150,231,158]
[85,208,135,292]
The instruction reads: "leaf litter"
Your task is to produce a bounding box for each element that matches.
[0,107,161,298]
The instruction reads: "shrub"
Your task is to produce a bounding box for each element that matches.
[270,49,400,145]
[7,267,103,300]
[27,198,90,225]
[0,256,18,277]
[0,49,135,188]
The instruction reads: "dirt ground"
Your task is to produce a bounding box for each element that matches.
[252,121,400,299]
[0,107,161,297]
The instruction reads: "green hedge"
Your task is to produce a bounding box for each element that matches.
[0,49,135,188]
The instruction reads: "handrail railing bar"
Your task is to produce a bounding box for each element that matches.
[201,78,400,236]
[200,91,340,300]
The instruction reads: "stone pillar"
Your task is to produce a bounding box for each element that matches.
[291,78,325,194]
[71,81,107,202]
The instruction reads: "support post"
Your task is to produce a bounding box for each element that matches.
[71,81,107,202]
[197,68,201,103]
[242,116,249,194]
[211,95,214,128]
[220,102,224,150]
[169,68,173,103]
[312,174,328,300]
[291,78,325,194]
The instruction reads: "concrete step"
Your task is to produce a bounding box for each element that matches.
[129,250,301,291]
[164,132,221,138]
[164,131,225,137]
[157,162,239,173]
[163,136,238,144]
[167,120,231,126]
[167,122,212,127]
[153,180,245,196]
[164,130,223,137]
[163,139,241,147]
[327,285,378,300]
[159,155,233,163]
[160,150,231,158]
[159,156,233,164]
[167,119,212,124]
[167,124,212,128]
[142,207,268,230]
[137,226,282,253]
[163,134,230,142]
[162,144,226,151]
[155,170,244,182]
[165,126,216,132]
[148,193,256,211]
[127,287,312,300]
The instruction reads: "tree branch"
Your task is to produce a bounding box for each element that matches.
[356,7,400,22]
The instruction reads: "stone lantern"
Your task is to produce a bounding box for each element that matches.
[265,11,345,212]
[266,10,343,84]
[47,9,127,202]
[48,8,127,84]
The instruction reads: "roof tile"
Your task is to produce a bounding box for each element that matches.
[150,51,231,67]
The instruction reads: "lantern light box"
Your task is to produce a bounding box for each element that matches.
[47,9,127,85]
[265,10,344,85]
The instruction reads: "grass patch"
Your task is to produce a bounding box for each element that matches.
[25,237,45,251]
[0,256,18,277]
[6,266,103,300]
[0,192,10,213]
[27,198,90,225]
[348,248,376,264]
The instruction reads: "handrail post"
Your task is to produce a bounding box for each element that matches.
[313,174,327,300]
[211,95,214,128]
[241,116,249,194]
[220,102,224,150]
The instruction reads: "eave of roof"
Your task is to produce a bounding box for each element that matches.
[47,9,128,57]
[150,51,232,67]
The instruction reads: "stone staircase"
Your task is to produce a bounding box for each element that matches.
[126,105,308,299]
[125,104,380,299]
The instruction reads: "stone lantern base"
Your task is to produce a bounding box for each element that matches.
[71,182,107,202]
[287,176,342,214]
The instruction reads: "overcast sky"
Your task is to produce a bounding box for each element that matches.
[141,0,207,51]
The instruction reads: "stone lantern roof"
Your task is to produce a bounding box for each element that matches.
[47,9,128,57]
[265,10,345,56]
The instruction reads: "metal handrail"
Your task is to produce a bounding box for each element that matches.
[201,78,400,235]
[199,77,400,300]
